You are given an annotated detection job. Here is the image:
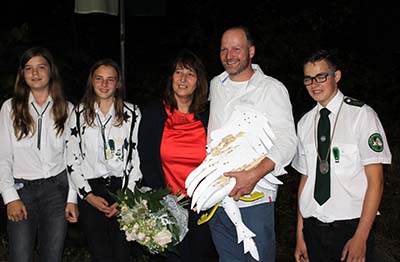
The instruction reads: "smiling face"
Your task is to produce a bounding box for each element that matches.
[23,56,50,92]
[92,65,119,103]
[172,64,198,102]
[304,60,341,107]
[220,28,255,81]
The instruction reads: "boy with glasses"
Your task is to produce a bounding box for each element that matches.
[292,49,391,262]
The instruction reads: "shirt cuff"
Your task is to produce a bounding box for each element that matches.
[264,154,286,176]
[67,189,78,204]
[1,187,20,205]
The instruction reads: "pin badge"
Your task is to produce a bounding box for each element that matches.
[332,147,340,163]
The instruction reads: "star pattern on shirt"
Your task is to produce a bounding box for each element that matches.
[68,107,141,200]
[123,111,131,123]
[78,187,89,197]
[70,127,79,137]
[67,165,74,174]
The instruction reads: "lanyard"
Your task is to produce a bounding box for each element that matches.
[31,101,51,150]
[313,99,344,173]
[96,113,113,159]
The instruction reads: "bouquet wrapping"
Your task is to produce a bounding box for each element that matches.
[115,187,189,254]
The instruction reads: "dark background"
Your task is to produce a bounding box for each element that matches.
[1,0,399,261]
[1,0,399,118]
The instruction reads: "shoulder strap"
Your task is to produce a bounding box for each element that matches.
[344,96,365,107]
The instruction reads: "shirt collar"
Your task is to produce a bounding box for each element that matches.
[317,90,344,117]
[28,92,53,109]
[95,102,115,119]
[219,64,262,84]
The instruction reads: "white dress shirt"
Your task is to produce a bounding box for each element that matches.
[208,64,297,207]
[0,93,76,204]
[292,90,392,222]
[67,102,142,199]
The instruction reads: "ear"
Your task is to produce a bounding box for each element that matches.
[249,46,255,59]
[334,70,341,83]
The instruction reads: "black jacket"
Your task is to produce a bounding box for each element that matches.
[137,99,209,189]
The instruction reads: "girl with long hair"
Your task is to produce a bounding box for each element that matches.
[0,46,78,262]
[67,58,141,262]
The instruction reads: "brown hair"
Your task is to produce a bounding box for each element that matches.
[11,46,68,140]
[164,49,208,114]
[224,25,254,47]
[81,58,124,127]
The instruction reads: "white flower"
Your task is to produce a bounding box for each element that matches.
[153,228,172,247]
[137,232,146,241]
[125,231,136,241]
[115,187,189,254]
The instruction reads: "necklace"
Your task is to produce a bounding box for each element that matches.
[96,113,113,160]
[31,101,51,150]
[314,98,344,174]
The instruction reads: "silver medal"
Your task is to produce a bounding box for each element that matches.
[319,160,329,174]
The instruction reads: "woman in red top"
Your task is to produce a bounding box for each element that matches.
[138,49,217,262]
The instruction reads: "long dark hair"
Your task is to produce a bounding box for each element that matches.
[11,46,68,140]
[81,58,124,127]
[164,49,208,114]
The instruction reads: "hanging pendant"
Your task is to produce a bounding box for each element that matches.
[105,148,113,160]
[319,160,330,174]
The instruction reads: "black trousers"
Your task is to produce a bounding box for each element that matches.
[166,208,218,262]
[78,177,131,262]
[303,217,376,262]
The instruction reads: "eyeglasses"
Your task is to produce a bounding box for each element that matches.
[303,71,335,86]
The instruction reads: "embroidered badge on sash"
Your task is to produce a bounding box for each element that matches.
[368,133,384,152]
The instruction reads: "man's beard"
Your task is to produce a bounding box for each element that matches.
[223,55,251,76]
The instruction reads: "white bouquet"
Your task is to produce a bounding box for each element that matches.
[115,187,189,254]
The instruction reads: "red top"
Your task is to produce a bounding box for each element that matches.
[160,103,207,196]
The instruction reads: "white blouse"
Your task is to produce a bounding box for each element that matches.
[0,93,76,204]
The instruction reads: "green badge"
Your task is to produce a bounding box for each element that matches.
[368,133,384,152]
[332,147,340,162]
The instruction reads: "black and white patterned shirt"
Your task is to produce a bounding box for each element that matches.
[66,102,142,199]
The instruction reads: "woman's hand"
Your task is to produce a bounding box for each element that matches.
[65,203,79,223]
[85,193,113,214]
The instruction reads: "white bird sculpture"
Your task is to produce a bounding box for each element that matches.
[185,105,281,261]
